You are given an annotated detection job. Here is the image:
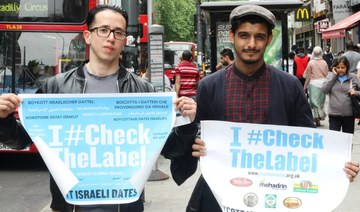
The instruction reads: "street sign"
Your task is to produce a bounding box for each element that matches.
[148,25,165,92]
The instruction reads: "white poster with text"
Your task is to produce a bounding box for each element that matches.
[200,120,352,211]
[18,93,177,205]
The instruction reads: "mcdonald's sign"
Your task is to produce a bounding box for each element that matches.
[295,5,311,22]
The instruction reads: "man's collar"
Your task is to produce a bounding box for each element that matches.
[232,63,266,81]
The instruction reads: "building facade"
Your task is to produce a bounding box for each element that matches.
[289,0,360,56]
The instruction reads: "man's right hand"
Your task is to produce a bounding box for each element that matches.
[192,137,207,158]
[0,93,21,118]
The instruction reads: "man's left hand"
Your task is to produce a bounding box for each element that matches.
[175,96,197,123]
[344,161,360,182]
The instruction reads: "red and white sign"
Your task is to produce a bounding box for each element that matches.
[316,20,329,33]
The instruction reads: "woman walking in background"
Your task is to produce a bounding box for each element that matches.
[322,56,360,133]
[304,46,328,126]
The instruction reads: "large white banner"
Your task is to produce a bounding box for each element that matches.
[18,93,185,205]
[200,120,352,211]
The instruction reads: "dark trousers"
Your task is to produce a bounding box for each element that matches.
[329,115,355,134]
[50,175,74,212]
[298,77,305,87]
[186,175,221,212]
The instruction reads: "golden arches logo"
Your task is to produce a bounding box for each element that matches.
[296,8,310,20]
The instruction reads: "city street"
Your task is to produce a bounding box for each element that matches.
[0,116,359,212]
[0,153,50,212]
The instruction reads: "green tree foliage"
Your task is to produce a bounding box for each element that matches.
[154,0,196,42]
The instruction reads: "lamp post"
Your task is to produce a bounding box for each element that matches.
[196,0,203,70]
[147,0,169,181]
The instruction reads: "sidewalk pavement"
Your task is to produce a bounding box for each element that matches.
[325,119,360,212]
[143,156,200,212]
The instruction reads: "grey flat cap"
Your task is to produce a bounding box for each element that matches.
[229,5,276,29]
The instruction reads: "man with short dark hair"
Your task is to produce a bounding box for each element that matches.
[216,48,235,70]
[175,50,200,98]
[343,40,360,74]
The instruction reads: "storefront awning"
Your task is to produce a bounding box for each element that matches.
[322,11,360,39]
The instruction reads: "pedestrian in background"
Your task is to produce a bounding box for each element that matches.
[323,45,334,71]
[294,47,309,86]
[307,46,313,58]
[343,40,360,74]
[175,50,200,99]
[322,56,360,134]
[215,48,235,71]
[288,51,295,75]
[162,5,360,212]
[141,67,173,92]
[303,46,328,126]
[291,44,299,54]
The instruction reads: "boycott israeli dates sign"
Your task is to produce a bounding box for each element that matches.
[200,120,353,211]
[18,93,176,205]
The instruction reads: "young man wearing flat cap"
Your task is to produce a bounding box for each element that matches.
[161,4,360,212]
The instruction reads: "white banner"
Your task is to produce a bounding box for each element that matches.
[200,120,352,211]
[18,93,189,205]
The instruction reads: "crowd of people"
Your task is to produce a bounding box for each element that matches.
[290,39,360,132]
[0,4,360,212]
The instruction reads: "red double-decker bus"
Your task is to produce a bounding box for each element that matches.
[0,0,97,152]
